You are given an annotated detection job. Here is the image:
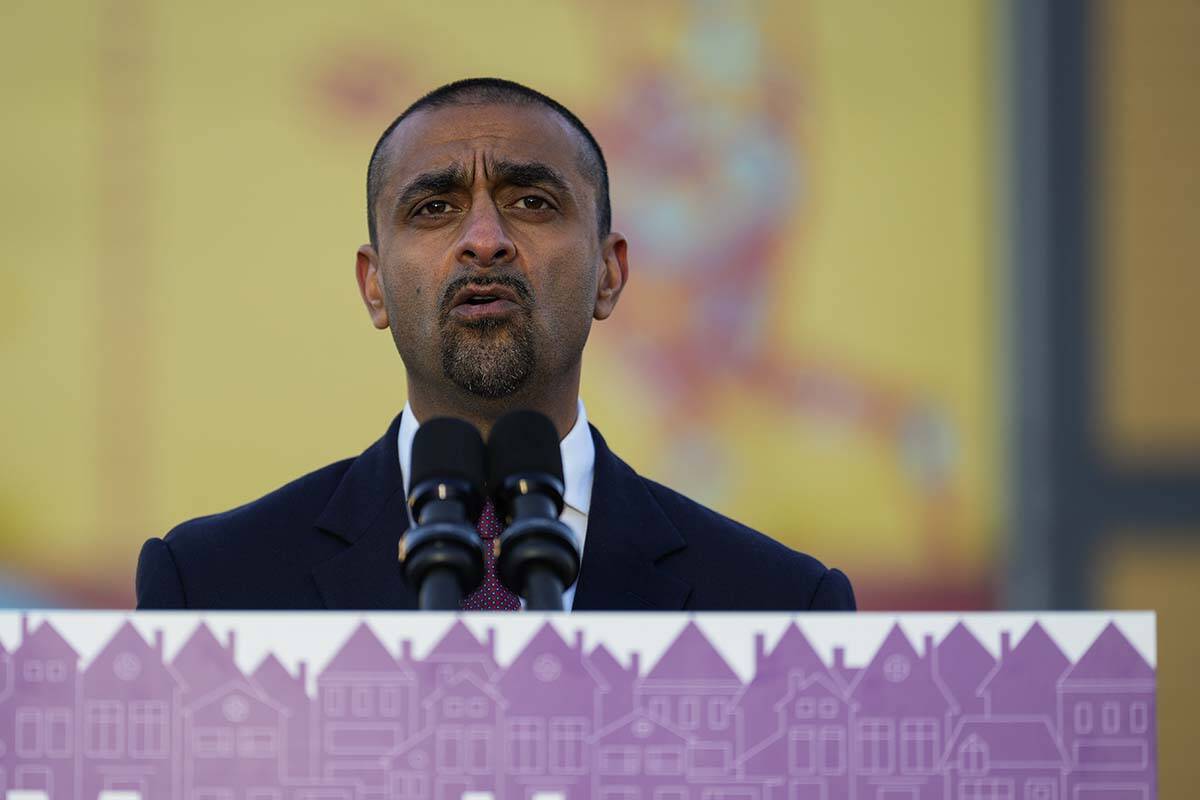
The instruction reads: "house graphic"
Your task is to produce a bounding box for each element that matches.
[0,616,1157,800]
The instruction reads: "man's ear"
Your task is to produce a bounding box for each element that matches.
[594,232,629,321]
[356,244,390,329]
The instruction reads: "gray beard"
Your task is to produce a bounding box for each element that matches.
[440,317,535,399]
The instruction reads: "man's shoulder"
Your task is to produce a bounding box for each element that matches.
[162,458,355,552]
[639,474,821,569]
[586,426,855,611]
[137,456,366,609]
[636,472,855,611]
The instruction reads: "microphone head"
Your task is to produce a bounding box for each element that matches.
[487,410,566,516]
[409,417,486,521]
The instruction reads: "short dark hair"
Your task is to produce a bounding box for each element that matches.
[366,77,611,248]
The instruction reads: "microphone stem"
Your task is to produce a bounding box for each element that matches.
[523,569,566,611]
[419,567,463,611]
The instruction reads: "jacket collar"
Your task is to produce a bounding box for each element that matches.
[311,413,418,609]
[309,414,692,611]
[570,425,692,610]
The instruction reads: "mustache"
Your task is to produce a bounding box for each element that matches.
[438,273,534,314]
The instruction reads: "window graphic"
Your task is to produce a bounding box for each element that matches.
[959,778,1014,800]
[1130,702,1149,734]
[44,709,71,758]
[708,698,729,729]
[549,719,586,773]
[859,719,894,774]
[819,727,846,774]
[1102,702,1121,734]
[788,728,816,775]
[129,701,168,758]
[599,745,640,775]
[85,701,123,758]
[16,708,43,759]
[959,736,988,775]
[645,746,684,776]
[900,719,939,773]
[323,686,345,717]
[193,727,234,758]
[1074,703,1093,734]
[508,719,545,773]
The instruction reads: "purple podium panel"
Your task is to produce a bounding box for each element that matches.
[0,612,1156,800]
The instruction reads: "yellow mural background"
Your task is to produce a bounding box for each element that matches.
[0,0,996,606]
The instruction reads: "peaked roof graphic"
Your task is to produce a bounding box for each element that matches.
[516,620,571,652]
[91,620,149,655]
[978,622,1069,695]
[252,653,308,701]
[502,622,602,683]
[1063,622,1154,682]
[939,622,993,664]
[85,621,178,680]
[937,622,995,706]
[588,643,630,681]
[645,621,739,683]
[253,652,292,684]
[18,619,78,659]
[758,623,827,680]
[850,624,919,692]
[426,620,493,661]
[322,621,398,674]
[172,622,242,697]
[848,624,957,715]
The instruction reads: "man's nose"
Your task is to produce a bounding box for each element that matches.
[455,199,515,268]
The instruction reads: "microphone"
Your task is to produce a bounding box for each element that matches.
[399,418,487,610]
[487,410,581,611]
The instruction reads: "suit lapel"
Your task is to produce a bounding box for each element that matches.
[572,426,692,610]
[311,413,419,609]
[307,416,691,611]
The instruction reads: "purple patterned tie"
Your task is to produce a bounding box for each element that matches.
[460,499,521,610]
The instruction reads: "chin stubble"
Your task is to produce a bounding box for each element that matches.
[437,274,536,399]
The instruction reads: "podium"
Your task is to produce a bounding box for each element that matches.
[0,612,1156,800]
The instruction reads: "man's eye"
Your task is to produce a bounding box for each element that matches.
[415,200,452,216]
[516,196,551,211]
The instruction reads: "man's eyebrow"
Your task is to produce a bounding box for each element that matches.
[490,159,570,196]
[392,164,470,214]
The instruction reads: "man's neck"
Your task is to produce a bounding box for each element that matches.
[405,376,581,440]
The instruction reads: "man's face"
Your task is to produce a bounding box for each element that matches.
[357,102,626,401]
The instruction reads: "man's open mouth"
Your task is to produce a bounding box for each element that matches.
[448,284,524,320]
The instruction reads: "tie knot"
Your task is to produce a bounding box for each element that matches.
[475,499,503,540]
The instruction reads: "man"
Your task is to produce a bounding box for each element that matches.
[136,78,855,612]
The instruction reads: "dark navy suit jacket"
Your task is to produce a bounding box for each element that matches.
[136,414,855,611]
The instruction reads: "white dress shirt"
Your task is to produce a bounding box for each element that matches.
[398,399,594,610]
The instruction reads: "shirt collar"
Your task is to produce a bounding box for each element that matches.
[398,398,594,515]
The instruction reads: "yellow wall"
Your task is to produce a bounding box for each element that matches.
[1100,0,1200,462]
[0,0,998,606]
[1095,1,1200,793]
